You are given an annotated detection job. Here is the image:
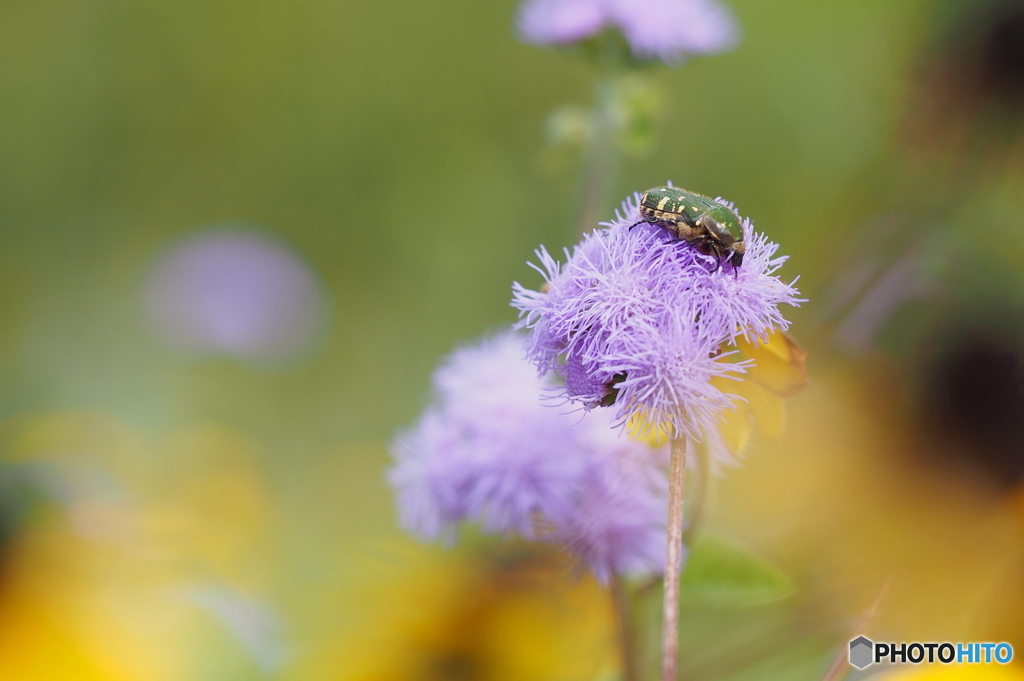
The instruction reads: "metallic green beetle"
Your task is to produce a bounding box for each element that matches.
[634,186,746,268]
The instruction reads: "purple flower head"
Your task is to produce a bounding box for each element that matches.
[388,330,670,582]
[516,0,739,64]
[511,190,801,448]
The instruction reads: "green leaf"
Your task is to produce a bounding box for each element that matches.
[680,533,794,607]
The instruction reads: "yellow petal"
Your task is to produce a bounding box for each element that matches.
[709,377,753,456]
[625,410,672,448]
[742,379,787,438]
[711,373,787,445]
[717,404,752,455]
[737,330,807,398]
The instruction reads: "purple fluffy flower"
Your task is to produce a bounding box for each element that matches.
[511,190,801,446]
[516,0,739,63]
[554,429,670,582]
[388,330,669,582]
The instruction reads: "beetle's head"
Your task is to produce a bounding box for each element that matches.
[728,240,746,268]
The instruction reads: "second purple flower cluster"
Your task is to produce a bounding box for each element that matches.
[389,331,669,583]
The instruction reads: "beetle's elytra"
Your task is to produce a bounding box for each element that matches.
[635,186,746,268]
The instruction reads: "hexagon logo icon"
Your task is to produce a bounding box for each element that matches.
[849,636,874,669]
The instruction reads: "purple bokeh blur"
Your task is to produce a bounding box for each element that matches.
[516,0,739,63]
[142,228,326,363]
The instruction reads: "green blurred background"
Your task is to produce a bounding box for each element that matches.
[0,0,929,439]
[4,0,1024,678]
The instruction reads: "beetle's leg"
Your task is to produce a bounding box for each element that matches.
[710,242,723,272]
[628,220,647,231]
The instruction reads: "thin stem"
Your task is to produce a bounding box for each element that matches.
[611,576,639,681]
[662,436,687,681]
[817,574,898,681]
[576,75,620,237]
[635,440,709,599]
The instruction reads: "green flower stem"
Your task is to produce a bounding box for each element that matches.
[577,74,621,237]
[817,574,897,681]
[662,436,687,681]
[611,575,640,681]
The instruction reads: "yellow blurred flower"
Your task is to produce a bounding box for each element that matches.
[716,357,1024,650]
[0,409,281,680]
[0,521,188,681]
[878,664,1024,681]
[289,541,617,681]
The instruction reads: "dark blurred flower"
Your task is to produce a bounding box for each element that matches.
[906,0,1024,157]
[516,0,739,63]
[919,332,1024,492]
[974,2,1024,106]
[141,228,326,363]
[939,0,1024,116]
[388,330,669,582]
[512,192,800,446]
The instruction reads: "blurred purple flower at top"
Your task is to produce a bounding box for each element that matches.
[142,228,326,363]
[516,0,739,63]
[512,191,800,448]
[388,330,670,582]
